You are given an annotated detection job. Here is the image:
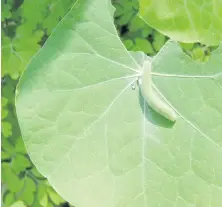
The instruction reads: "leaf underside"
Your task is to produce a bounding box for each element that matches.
[139,0,222,46]
[16,0,222,206]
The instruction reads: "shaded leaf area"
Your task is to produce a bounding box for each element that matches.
[15,0,222,206]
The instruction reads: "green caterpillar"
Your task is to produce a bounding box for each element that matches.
[139,61,177,122]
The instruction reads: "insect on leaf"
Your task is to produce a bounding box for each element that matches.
[16,0,222,206]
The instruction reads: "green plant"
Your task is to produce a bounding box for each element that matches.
[138,0,222,45]
[1,0,75,206]
[2,0,222,207]
[15,0,222,206]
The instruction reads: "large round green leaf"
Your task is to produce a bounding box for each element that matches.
[138,0,222,45]
[16,0,222,206]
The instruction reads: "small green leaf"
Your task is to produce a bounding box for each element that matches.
[122,39,134,50]
[2,107,8,120]
[47,187,65,205]
[191,47,205,61]
[134,38,154,54]
[129,16,145,32]
[2,97,8,106]
[2,122,12,138]
[18,177,36,205]
[3,192,15,207]
[39,194,48,207]
[42,0,75,35]
[152,31,166,52]
[46,203,54,207]
[1,151,11,160]
[1,3,12,20]
[2,163,24,193]
[113,0,138,25]
[11,154,31,174]
[128,16,153,38]
[180,42,194,51]
[2,139,15,155]
[37,184,48,201]
[15,137,27,154]
[30,167,45,179]
[10,201,26,207]
[1,97,9,120]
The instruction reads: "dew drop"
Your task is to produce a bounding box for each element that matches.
[131,83,136,90]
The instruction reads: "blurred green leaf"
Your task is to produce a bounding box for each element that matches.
[2,97,9,119]
[1,3,12,20]
[191,47,206,62]
[128,16,153,38]
[11,154,31,174]
[1,151,11,160]
[2,122,12,138]
[18,177,36,205]
[2,0,75,207]
[10,201,27,207]
[30,167,45,179]
[180,42,194,51]
[113,0,138,25]
[39,194,48,207]
[47,188,65,205]
[2,139,15,154]
[43,0,75,34]
[2,34,42,79]
[2,97,8,106]
[152,31,166,52]
[15,137,27,154]
[2,163,24,193]
[134,38,154,54]
[4,192,15,207]
[122,39,134,49]
[139,0,222,45]
[128,15,145,32]
[38,184,48,201]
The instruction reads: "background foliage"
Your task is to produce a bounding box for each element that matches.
[1,0,215,206]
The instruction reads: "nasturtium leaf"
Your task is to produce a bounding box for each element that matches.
[16,0,222,207]
[138,0,222,46]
